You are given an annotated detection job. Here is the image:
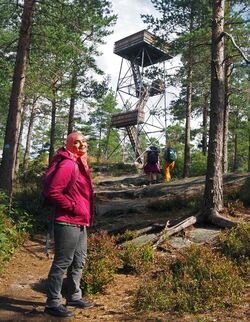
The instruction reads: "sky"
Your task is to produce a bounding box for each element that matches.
[95,0,204,134]
[94,0,185,147]
[96,0,182,104]
[97,0,162,89]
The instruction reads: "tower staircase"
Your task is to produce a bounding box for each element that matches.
[110,29,172,163]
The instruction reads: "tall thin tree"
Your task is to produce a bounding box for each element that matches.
[0,0,35,196]
[202,0,235,227]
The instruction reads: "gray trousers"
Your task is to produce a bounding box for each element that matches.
[46,223,87,308]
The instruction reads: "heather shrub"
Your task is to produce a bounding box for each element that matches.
[0,191,31,271]
[134,245,244,313]
[81,230,121,294]
[120,242,154,274]
[218,223,250,276]
[115,229,138,244]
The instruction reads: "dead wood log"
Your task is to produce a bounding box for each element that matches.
[154,216,197,248]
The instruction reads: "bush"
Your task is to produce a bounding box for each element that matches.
[172,151,207,179]
[218,223,250,276]
[189,151,207,177]
[120,242,154,274]
[81,230,121,294]
[239,178,250,206]
[115,229,138,244]
[134,245,244,313]
[0,191,31,272]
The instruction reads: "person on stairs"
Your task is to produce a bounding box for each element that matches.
[44,131,94,318]
[163,143,177,182]
[143,145,161,184]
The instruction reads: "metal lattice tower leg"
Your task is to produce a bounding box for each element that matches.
[109,30,172,163]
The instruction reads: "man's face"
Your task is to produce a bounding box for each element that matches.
[72,135,87,156]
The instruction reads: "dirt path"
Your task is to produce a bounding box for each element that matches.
[1,173,250,321]
[0,234,249,322]
[0,235,142,322]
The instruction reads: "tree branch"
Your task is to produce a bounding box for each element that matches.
[222,31,250,64]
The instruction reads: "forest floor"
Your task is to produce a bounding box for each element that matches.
[0,172,250,322]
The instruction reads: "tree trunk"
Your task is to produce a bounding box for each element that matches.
[203,0,232,227]
[248,74,250,172]
[67,71,77,135]
[183,63,192,177]
[49,92,57,164]
[202,93,209,155]
[97,111,103,162]
[222,60,233,173]
[233,132,238,171]
[248,115,250,172]
[0,0,35,196]
[23,97,38,172]
[15,102,26,176]
[183,13,194,178]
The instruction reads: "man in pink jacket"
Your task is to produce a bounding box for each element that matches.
[44,132,94,318]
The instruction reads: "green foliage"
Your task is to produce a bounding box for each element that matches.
[86,90,119,161]
[15,154,49,231]
[218,223,250,276]
[81,230,121,294]
[189,151,207,177]
[134,245,244,313]
[115,229,138,244]
[0,191,32,271]
[120,242,154,275]
[170,150,207,179]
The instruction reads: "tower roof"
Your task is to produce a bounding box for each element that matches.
[114,30,172,66]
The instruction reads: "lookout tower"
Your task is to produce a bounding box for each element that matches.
[110,30,172,163]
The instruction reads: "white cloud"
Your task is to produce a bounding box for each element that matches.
[97,0,159,88]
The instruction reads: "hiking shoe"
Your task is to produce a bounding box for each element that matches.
[44,305,75,317]
[66,299,95,308]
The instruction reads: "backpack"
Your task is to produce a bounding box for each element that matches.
[164,147,177,162]
[147,146,159,165]
[42,154,79,207]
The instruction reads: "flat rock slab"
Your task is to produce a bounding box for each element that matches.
[168,227,221,249]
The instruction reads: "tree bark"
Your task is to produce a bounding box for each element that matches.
[203,0,229,223]
[233,131,238,171]
[248,115,250,172]
[49,89,57,164]
[67,70,77,135]
[202,93,209,155]
[183,13,194,178]
[248,74,250,172]
[15,101,26,176]
[222,60,233,173]
[183,63,192,177]
[0,0,35,196]
[23,97,38,172]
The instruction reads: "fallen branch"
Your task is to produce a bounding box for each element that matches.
[154,216,197,248]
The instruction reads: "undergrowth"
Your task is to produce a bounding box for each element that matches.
[217,223,250,276]
[81,230,121,294]
[0,191,33,272]
[134,245,244,313]
[120,242,154,274]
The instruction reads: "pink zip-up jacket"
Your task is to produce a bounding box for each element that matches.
[45,148,94,226]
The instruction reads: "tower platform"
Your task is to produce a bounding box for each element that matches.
[114,29,172,66]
